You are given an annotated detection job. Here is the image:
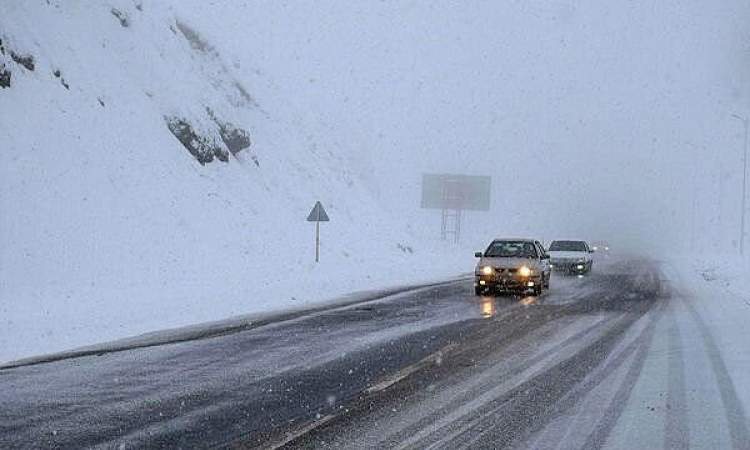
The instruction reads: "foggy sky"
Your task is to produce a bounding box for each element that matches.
[187,0,749,252]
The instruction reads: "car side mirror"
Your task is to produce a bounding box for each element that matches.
[475,252,483,258]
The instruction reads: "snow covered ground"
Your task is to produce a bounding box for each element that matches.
[0,1,481,364]
[659,255,750,437]
[1,1,747,372]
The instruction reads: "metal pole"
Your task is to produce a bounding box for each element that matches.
[440,208,447,240]
[733,114,748,256]
[741,117,748,256]
[315,220,320,262]
[455,209,462,244]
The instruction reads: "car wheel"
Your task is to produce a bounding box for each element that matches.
[534,279,543,295]
[475,286,483,295]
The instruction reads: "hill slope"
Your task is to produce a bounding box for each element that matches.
[0,1,465,363]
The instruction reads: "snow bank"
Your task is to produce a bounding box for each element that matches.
[689,255,750,302]
[0,1,473,363]
[668,255,750,416]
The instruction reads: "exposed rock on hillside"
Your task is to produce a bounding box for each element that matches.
[165,117,229,165]
[207,108,251,155]
[175,21,212,54]
[10,51,34,71]
[0,65,10,88]
[219,123,251,155]
[111,8,129,27]
[53,69,70,89]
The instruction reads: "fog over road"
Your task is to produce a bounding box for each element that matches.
[1,257,747,449]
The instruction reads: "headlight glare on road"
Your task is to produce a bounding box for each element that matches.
[519,266,532,277]
[481,266,494,275]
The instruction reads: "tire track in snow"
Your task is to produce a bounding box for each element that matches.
[664,299,689,449]
[679,293,750,449]
[575,300,663,449]
[452,304,659,448]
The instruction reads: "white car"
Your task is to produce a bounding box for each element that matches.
[548,240,593,274]
[591,241,610,253]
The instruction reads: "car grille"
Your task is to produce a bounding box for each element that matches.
[552,258,578,264]
[494,267,518,274]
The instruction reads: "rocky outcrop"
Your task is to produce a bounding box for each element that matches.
[10,51,34,71]
[0,65,10,88]
[206,108,251,155]
[218,124,251,155]
[110,8,129,27]
[165,117,229,165]
[53,69,69,89]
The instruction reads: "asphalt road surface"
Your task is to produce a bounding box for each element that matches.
[1,256,747,449]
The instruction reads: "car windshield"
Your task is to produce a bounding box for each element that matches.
[549,241,587,252]
[484,241,537,258]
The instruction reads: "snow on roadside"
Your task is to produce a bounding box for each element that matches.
[690,256,750,308]
[0,1,477,364]
[668,255,750,416]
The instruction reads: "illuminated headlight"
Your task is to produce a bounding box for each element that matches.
[518,266,532,277]
[605,246,609,251]
[481,266,494,275]
[576,264,584,270]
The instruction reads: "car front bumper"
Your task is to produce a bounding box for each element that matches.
[550,261,588,273]
[475,274,539,291]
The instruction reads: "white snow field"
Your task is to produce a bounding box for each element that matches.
[1,0,748,376]
[0,1,476,364]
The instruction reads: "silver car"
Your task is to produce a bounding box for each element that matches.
[474,238,551,295]
[548,240,594,274]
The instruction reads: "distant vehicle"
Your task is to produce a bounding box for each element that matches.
[474,238,551,295]
[548,240,593,274]
[590,240,611,253]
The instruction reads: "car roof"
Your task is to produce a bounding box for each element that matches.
[549,239,589,243]
[491,238,538,243]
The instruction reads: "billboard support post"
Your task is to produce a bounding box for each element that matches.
[421,174,491,244]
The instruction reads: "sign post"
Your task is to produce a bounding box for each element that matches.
[306,201,330,262]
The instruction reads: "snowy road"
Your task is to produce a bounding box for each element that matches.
[1,257,748,449]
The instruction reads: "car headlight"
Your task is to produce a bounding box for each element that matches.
[481,266,494,275]
[518,266,532,277]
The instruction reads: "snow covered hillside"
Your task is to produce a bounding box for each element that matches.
[0,1,468,363]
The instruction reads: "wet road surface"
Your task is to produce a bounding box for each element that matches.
[1,257,746,449]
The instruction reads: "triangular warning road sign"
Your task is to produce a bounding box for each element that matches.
[306,201,330,222]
